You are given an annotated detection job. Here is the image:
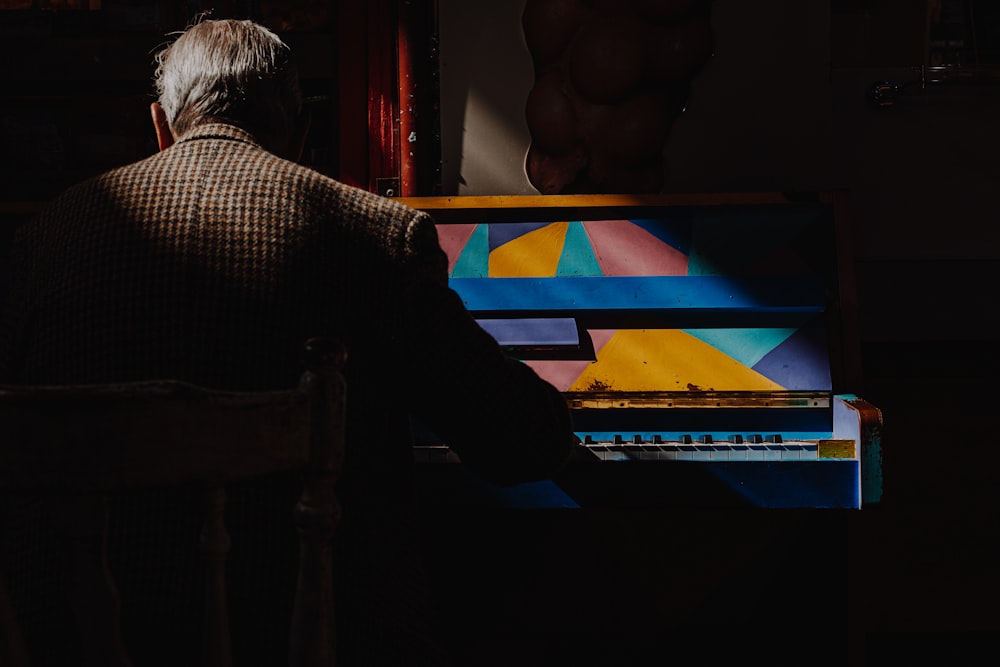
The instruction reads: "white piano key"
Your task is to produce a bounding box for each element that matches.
[693,446,713,461]
[764,446,783,461]
[659,447,679,461]
[728,445,748,461]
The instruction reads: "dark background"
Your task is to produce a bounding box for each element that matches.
[2,1,998,665]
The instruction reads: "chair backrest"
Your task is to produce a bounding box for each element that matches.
[0,337,346,667]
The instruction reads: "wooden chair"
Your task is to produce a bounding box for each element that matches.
[0,337,346,667]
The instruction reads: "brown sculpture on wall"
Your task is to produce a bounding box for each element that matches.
[522,0,713,194]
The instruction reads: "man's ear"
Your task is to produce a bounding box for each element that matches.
[150,102,175,151]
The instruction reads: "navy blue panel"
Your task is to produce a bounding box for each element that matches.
[488,222,550,250]
[752,316,833,390]
[413,464,580,509]
[414,459,860,509]
[703,460,859,508]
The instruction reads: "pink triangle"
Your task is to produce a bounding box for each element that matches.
[524,329,618,391]
[583,221,688,276]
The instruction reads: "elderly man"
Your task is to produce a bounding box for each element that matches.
[1,18,574,666]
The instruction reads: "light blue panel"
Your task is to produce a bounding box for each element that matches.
[449,224,490,278]
[476,318,580,347]
[556,221,603,277]
[451,275,826,315]
[683,327,797,368]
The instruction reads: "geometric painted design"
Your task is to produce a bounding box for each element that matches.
[565,329,786,392]
[490,222,567,277]
[683,327,799,369]
[525,329,617,391]
[752,318,832,390]
[556,222,602,276]
[583,220,688,276]
[686,212,816,276]
[437,223,478,275]
[439,209,834,392]
[627,217,694,255]
[449,223,489,278]
[489,222,551,250]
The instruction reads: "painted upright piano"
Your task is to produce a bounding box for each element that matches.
[401,193,882,510]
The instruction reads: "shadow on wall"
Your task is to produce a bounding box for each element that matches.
[522,0,713,194]
[438,0,538,196]
[438,0,713,196]
[439,0,832,197]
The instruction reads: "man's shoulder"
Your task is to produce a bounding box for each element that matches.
[278,163,429,232]
[323,178,424,222]
[30,153,159,224]
[35,135,428,237]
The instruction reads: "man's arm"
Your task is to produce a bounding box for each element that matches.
[397,212,576,484]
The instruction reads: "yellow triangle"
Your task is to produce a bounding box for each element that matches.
[489,222,568,277]
[569,329,786,392]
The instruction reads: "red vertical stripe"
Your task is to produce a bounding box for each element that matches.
[367,0,400,193]
[397,0,417,196]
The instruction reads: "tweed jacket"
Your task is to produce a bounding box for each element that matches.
[0,122,573,483]
[0,122,574,664]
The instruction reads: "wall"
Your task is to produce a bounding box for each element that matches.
[834,1,1000,662]
[438,0,833,195]
[438,0,536,195]
[437,0,998,346]
[432,2,1000,665]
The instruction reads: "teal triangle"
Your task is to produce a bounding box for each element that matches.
[683,327,798,368]
[556,221,603,277]
[450,224,490,278]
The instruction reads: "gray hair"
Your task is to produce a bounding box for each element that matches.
[153,19,302,140]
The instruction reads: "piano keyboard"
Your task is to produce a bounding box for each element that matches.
[414,435,855,464]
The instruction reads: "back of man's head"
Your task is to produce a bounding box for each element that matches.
[153,19,301,144]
